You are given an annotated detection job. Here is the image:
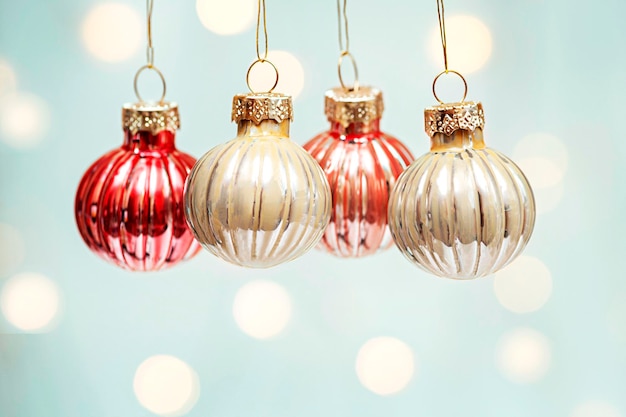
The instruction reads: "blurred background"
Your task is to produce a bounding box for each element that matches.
[1,0,625,416]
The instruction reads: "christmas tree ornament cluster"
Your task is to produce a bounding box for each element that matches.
[74,0,536,279]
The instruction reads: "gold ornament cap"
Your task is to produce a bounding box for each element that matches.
[231,92,293,124]
[325,86,384,127]
[424,101,485,138]
[122,101,180,135]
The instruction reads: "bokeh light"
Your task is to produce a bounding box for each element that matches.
[133,355,200,417]
[247,50,306,99]
[196,0,256,35]
[570,401,623,417]
[495,327,551,384]
[233,280,292,339]
[0,223,26,276]
[81,3,142,63]
[0,92,51,149]
[494,256,552,314]
[355,336,415,396]
[514,133,568,213]
[428,15,493,74]
[0,59,17,97]
[1,272,61,332]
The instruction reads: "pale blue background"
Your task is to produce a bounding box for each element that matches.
[1,0,625,416]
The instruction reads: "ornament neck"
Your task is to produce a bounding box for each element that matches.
[123,129,176,153]
[237,119,291,138]
[430,128,486,152]
[330,119,381,136]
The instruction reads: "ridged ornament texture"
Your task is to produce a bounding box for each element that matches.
[75,130,200,271]
[388,144,535,279]
[184,126,332,268]
[304,126,414,257]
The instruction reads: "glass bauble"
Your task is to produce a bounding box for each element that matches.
[75,102,200,271]
[303,87,414,257]
[388,101,535,279]
[184,93,331,268]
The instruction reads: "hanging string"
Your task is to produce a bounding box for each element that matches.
[337,0,349,53]
[436,0,448,72]
[336,0,359,91]
[247,0,279,93]
[432,0,467,103]
[146,0,155,67]
[134,0,166,103]
[255,0,268,61]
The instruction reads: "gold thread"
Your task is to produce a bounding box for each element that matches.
[432,0,468,104]
[133,0,167,104]
[246,0,280,94]
[337,0,359,92]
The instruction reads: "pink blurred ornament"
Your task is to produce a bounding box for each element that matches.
[303,87,414,257]
[75,102,200,271]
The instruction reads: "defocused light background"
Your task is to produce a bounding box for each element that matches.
[1,0,625,416]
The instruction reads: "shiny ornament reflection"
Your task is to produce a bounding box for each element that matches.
[388,102,535,279]
[184,93,331,268]
[75,102,200,271]
[304,87,414,257]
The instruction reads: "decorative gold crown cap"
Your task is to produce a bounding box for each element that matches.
[231,92,293,124]
[122,101,180,135]
[424,101,485,138]
[325,86,384,127]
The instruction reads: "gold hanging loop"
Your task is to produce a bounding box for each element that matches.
[336,0,359,92]
[246,0,280,93]
[432,0,467,104]
[133,0,166,104]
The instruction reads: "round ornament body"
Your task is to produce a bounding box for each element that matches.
[303,87,414,257]
[75,102,200,271]
[388,102,535,279]
[184,93,331,268]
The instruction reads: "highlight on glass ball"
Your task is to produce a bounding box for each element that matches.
[183,92,332,268]
[387,101,536,279]
[303,86,414,258]
[75,102,201,271]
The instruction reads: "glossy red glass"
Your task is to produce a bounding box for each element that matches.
[75,129,200,271]
[304,119,414,257]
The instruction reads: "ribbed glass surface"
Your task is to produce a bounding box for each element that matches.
[184,119,331,268]
[388,129,535,279]
[75,130,200,271]
[304,120,414,257]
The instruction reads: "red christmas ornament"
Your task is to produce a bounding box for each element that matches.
[75,102,200,271]
[303,87,414,257]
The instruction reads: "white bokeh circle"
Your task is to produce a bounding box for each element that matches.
[429,15,493,74]
[247,50,306,99]
[0,223,26,275]
[81,3,142,62]
[133,355,200,417]
[494,255,553,314]
[570,401,623,417]
[0,92,51,149]
[196,0,256,35]
[233,280,292,339]
[355,336,415,396]
[496,327,551,384]
[1,272,61,332]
